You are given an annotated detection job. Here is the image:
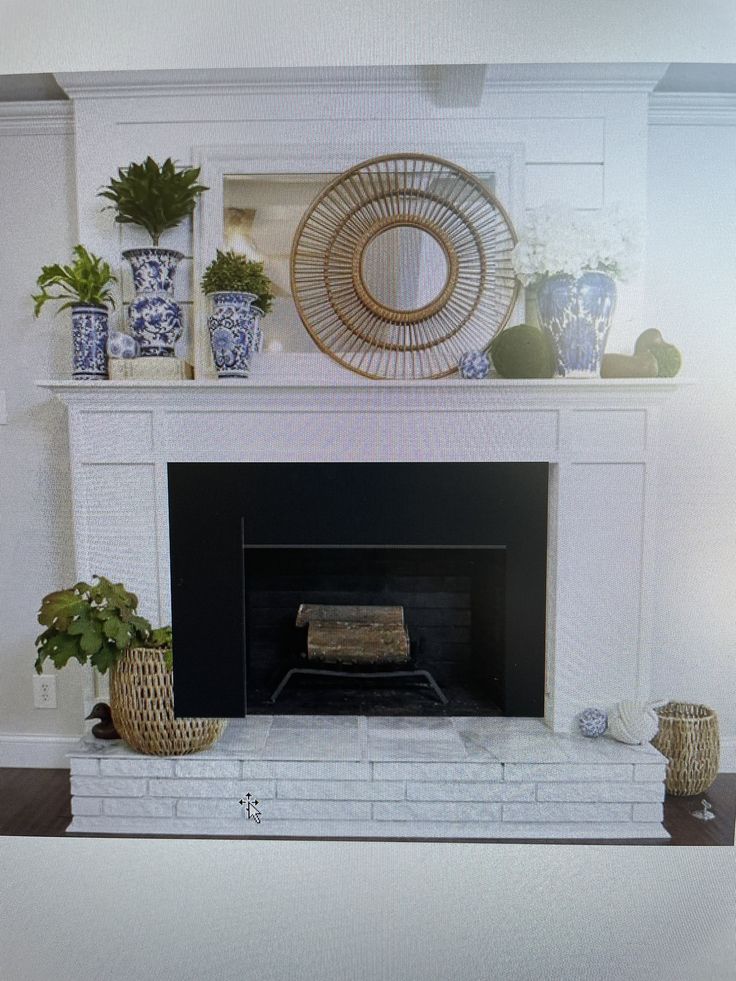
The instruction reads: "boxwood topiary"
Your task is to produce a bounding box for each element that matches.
[489,323,555,378]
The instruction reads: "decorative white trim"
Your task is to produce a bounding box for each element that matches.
[54,64,667,102]
[0,389,7,425]
[55,67,429,100]
[481,63,667,93]
[0,731,79,768]
[0,101,73,136]
[649,92,736,126]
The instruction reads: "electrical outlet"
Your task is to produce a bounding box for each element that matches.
[33,674,57,709]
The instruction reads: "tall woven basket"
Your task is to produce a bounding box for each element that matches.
[651,702,719,796]
[109,647,226,756]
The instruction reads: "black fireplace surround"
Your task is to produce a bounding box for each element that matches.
[168,463,548,718]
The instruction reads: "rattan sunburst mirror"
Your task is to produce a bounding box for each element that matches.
[290,153,519,379]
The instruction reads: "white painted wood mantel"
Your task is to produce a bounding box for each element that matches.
[38,361,686,733]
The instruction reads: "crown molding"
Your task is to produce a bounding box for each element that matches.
[54,63,669,102]
[649,92,736,126]
[481,63,667,93]
[0,101,73,136]
[54,66,428,100]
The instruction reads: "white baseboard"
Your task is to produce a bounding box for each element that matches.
[720,736,736,773]
[0,731,80,768]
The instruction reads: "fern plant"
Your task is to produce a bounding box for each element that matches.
[201,250,275,314]
[35,576,172,675]
[99,156,208,247]
[33,245,117,317]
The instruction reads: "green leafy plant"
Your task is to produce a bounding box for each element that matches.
[32,245,117,317]
[35,576,172,676]
[201,250,275,314]
[98,156,208,247]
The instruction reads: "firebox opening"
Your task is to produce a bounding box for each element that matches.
[167,462,548,719]
[244,546,506,716]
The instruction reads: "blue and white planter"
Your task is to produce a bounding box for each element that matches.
[250,306,264,354]
[207,291,258,378]
[71,304,109,380]
[536,272,617,378]
[123,248,184,357]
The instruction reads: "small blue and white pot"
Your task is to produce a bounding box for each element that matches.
[123,248,184,357]
[536,272,617,378]
[71,304,109,380]
[207,291,257,378]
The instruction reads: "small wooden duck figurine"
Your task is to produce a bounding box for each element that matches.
[85,702,120,740]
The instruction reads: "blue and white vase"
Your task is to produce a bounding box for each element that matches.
[536,272,617,378]
[71,305,109,380]
[123,248,184,357]
[207,291,258,378]
[250,305,264,355]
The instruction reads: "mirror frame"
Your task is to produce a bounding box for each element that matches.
[194,142,526,378]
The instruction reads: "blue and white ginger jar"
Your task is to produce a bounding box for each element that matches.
[123,248,184,357]
[536,272,616,378]
[207,291,258,378]
[71,305,109,380]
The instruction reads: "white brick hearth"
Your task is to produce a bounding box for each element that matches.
[68,717,668,839]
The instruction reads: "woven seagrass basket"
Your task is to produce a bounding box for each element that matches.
[651,702,719,796]
[109,647,226,756]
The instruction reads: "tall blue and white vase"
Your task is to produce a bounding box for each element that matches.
[71,304,109,380]
[207,291,258,378]
[536,272,617,378]
[123,248,184,357]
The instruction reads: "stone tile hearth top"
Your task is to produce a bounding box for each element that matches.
[71,716,665,765]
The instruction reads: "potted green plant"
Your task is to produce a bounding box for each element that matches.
[33,245,117,380]
[202,250,274,378]
[35,575,225,755]
[98,157,208,357]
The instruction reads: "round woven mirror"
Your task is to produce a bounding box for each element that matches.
[290,153,519,379]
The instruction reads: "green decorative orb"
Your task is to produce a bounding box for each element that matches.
[489,323,555,378]
[650,342,682,378]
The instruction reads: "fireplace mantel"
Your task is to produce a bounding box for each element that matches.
[38,367,685,733]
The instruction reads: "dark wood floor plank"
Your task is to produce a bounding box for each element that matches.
[1,767,734,843]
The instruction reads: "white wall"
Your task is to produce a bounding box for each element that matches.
[0,105,87,763]
[645,111,736,762]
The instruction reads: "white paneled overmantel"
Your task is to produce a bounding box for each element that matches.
[39,367,685,735]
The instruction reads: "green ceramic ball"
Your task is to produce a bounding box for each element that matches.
[650,342,682,378]
[490,324,555,379]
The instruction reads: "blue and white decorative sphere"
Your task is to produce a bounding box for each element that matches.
[123,248,184,357]
[458,351,490,379]
[578,707,608,738]
[107,330,139,359]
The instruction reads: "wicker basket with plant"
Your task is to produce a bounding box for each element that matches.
[35,576,225,755]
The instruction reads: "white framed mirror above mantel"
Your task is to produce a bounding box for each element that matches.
[193,141,526,377]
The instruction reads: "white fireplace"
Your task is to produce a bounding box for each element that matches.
[41,361,680,838]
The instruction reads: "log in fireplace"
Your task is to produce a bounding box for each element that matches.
[168,462,548,718]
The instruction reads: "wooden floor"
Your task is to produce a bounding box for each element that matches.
[1,768,734,844]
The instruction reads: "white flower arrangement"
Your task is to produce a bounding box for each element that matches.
[511,202,642,287]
